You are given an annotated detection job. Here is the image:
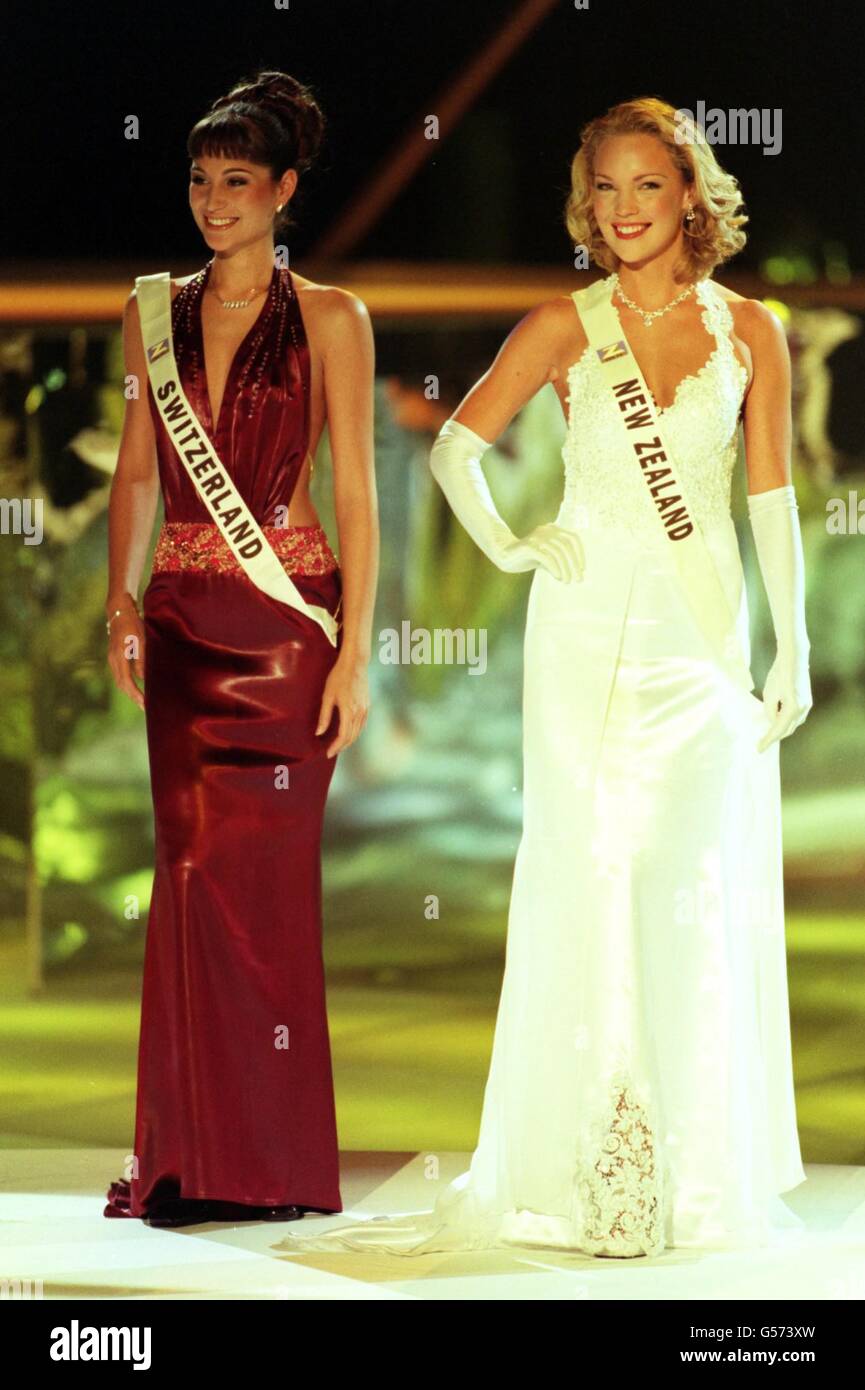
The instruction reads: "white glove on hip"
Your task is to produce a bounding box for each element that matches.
[747,484,813,749]
[429,417,584,582]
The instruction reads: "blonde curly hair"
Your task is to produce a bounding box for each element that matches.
[564,96,748,282]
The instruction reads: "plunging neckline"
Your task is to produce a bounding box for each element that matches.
[197,257,279,438]
[606,273,719,415]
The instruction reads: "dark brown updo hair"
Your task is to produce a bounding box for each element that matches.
[187,70,325,235]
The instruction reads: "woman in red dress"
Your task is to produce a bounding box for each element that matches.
[103,71,378,1227]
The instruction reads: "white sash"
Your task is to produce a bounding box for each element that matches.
[135,271,339,647]
[574,275,753,694]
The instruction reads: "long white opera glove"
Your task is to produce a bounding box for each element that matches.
[429,417,584,582]
[747,484,813,749]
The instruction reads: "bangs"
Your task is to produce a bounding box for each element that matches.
[187,112,273,168]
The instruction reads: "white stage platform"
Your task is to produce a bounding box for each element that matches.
[1,1150,863,1301]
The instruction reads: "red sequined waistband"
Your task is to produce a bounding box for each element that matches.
[151,522,339,577]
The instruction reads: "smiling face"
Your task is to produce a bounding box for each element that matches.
[591,133,693,270]
[189,154,298,250]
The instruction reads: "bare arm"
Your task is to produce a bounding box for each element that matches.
[449,299,570,441]
[315,288,378,755]
[740,299,793,494]
[105,289,160,708]
[428,299,585,583]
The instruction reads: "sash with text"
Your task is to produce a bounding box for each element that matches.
[573,275,753,693]
[135,271,339,647]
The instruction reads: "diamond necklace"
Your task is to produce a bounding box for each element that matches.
[611,272,697,327]
[207,282,265,310]
[205,259,269,310]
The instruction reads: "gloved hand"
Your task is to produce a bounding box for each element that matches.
[429,417,584,582]
[747,484,813,751]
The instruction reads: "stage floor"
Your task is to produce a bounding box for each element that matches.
[1,1150,864,1301]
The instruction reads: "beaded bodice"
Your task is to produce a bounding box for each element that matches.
[559,275,749,545]
[147,257,310,526]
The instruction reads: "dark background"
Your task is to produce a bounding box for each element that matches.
[6,0,863,270]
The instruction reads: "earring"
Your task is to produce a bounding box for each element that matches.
[275,204,284,213]
[684,207,696,222]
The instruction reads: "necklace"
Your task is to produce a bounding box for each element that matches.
[611,272,697,327]
[205,260,269,310]
[207,282,265,310]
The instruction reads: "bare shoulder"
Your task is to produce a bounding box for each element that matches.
[712,282,786,346]
[517,293,580,332]
[536,293,581,331]
[506,293,587,386]
[291,272,371,337]
[503,293,585,357]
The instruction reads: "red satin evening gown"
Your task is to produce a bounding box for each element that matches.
[104,256,344,1221]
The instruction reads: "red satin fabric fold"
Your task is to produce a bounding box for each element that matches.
[105,260,345,1220]
[105,569,344,1218]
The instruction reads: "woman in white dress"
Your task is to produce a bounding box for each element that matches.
[276,97,812,1259]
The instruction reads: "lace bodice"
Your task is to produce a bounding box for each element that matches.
[559,275,749,545]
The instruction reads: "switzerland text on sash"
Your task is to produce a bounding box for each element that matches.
[135,270,339,647]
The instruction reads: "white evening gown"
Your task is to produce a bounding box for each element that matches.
[276,277,807,1260]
